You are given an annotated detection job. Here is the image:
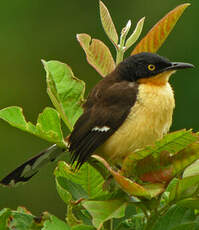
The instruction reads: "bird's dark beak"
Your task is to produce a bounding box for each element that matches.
[166,62,195,71]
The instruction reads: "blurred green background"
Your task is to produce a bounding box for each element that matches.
[0,0,198,219]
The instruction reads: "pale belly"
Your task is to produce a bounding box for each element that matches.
[96,83,175,164]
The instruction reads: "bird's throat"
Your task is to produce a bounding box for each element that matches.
[138,70,176,86]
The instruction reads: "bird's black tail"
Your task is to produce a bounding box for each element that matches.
[0,144,64,186]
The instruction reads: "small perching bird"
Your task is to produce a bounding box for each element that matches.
[0,52,194,186]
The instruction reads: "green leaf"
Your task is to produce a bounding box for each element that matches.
[55,163,88,201]
[171,141,199,177]
[72,225,95,230]
[99,1,118,46]
[43,60,85,131]
[0,207,46,230]
[0,106,66,148]
[55,177,72,204]
[167,175,199,203]
[77,33,115,77]
[132,130,197,161]
[119,213,145,230]
[66,203,83,227]
[113,203,137,230]
[0,207,70,230]
[183,159,199,177]
[42,215,71,230]
[137,141,199,185]
[92,155,157,199]
[54,158,75,205]
[125,17,145,50]
[163,178,179,203]
[0,208,11,230]
[177,198,199,210]
[8,211,35,230]
[175,175,199,200]
[82,199,127,228]
[56,177,88,201]
[132,3,190,55]
[54,161,108,202]
[142,183,165,198]
[171,222,199,230]
[112,173,152,199]
[71,163,108,199]
[122,130,198,177]
[120,20,132,42]
[152,206,197,230]
[72,209,93,227]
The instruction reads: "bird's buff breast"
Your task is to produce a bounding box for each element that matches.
[97,83,175,164]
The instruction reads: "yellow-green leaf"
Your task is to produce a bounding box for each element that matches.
[99,1,118,46]
[122,140,199,185]
[43,214,71,230]
[171,142,199,177]
[183,159,199,178]
[0,207,66,230]
[54,161,108,201]
[131,3,190,55]
[172,175,199,202]
[92,155,152,199]
[77,33,115,77]
[0,106,66,148]
[82,200,126,228]
[177,198,199,210]
[152,206,197,230]
[125,17,145,50]
[122,130,198,178]
[43,60,85,131]
[142,183,165,198]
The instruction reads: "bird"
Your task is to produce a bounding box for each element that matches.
[0,52,194,186]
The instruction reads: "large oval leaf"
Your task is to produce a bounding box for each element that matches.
[82,199,126,229]
[125,17,145,51]
[77,33,115,77]
[0,106,66,147]
[99,1,118,47]
[122,130,198,179]
[92,155,164,199]
[43,60,85,131]
[54,161,108,202]
[152,206,197,230]
[131,3,190,55]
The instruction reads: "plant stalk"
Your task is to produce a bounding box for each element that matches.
[116,44,125,65]
[143,214,158,230]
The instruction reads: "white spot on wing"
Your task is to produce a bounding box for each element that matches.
[92,126,110,132]
[128,82,136,88]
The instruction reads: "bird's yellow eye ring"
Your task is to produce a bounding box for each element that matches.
[148,64,156,71]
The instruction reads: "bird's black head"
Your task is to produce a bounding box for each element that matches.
[116,52,194,82]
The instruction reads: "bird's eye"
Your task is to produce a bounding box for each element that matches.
[148,64,156,71]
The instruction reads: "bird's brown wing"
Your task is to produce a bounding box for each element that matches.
[69,80,138,168]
